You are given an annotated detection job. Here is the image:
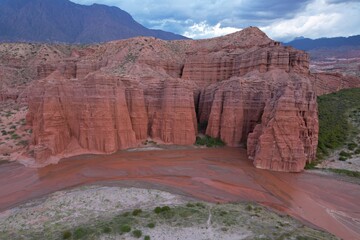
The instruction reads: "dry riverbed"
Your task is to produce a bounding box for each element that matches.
[0,185,336,240]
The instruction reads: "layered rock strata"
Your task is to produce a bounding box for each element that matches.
[1,27,346,172]
[314,72,360,96]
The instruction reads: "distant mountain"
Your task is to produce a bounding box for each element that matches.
[285,35,360,51]
[0,0,186,43]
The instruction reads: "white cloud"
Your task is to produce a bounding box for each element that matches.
[70,0,360,41]
[261,0,360,41]
[183,21,242,39]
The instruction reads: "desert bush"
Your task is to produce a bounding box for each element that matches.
[120,224,131,233]
[132,229,142,238]
[132,209,142,216]
[154,206,170,214]
[355,148,360,154]
[102,226,111,233]
[339,151,352,158]
[339,156,347,161]
[62,231,71,239]
[348,142,358,151]
[146,222,155,228]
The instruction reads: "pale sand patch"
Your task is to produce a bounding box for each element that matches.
[99,227,252,240]
[318,154,360,172]
[0,186,190,232]
[0,185,337,240]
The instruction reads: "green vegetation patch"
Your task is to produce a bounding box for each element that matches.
[195,135,225,147]
[0,201,337,240]
[316,88,360,159]
[326,168,360,178]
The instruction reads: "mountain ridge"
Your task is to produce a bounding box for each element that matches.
[286,35,360,51]
[0,0,186,43]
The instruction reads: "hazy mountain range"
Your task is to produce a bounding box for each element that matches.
[286,35,360,51]
[0,0,186,43]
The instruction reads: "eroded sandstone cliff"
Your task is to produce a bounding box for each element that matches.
[2,27,357,171]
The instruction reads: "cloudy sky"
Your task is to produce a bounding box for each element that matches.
[71,0,360,42]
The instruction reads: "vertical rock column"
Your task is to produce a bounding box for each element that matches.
[247,84,318,172]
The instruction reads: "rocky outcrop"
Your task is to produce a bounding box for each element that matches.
[314,72,360,96]
[182,28,309,88]
[26,71,199,162]
[198,70,318,172]
[246,72,318,172]
[2,27,328,172]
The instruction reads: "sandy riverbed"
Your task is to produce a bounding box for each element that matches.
[0,147,359,239]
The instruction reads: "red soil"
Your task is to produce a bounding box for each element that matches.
[0,148,359,239]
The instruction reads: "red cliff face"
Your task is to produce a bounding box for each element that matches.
[1,27,335,172]
[314,72,360,96]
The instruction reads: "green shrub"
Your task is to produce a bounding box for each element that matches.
[186,203,195,207]
[339,151,352,158]
[305,161,318,169]
[219,211,228,216]
[146,222,155,228]
[120,224,131,233]
[339,156,347,161]
[62,231,72,239]
[154,207,162,213]
[195,135,225,147]
[132,209,142,216]
[132,229,142,238]
[122,212,130,217]
[161,206,170,211]
[195,202,205,208]
[10,125,16,129]
[144,236,151,240]
[102,226,111,233]
[348,142,358,151]
[74,227,87,239]
[355,148,360,155]
[245,205,253,211]
[154,206,171,214]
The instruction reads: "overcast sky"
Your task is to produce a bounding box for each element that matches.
[71,0,360,42]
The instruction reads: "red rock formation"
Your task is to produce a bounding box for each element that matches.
[182,32,309,88]
[314,72,360,96]
[27,72,139,162]
[1,27,336,172]
[246,72,318,172]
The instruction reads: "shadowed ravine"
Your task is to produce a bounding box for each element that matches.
[0,148,359,239]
